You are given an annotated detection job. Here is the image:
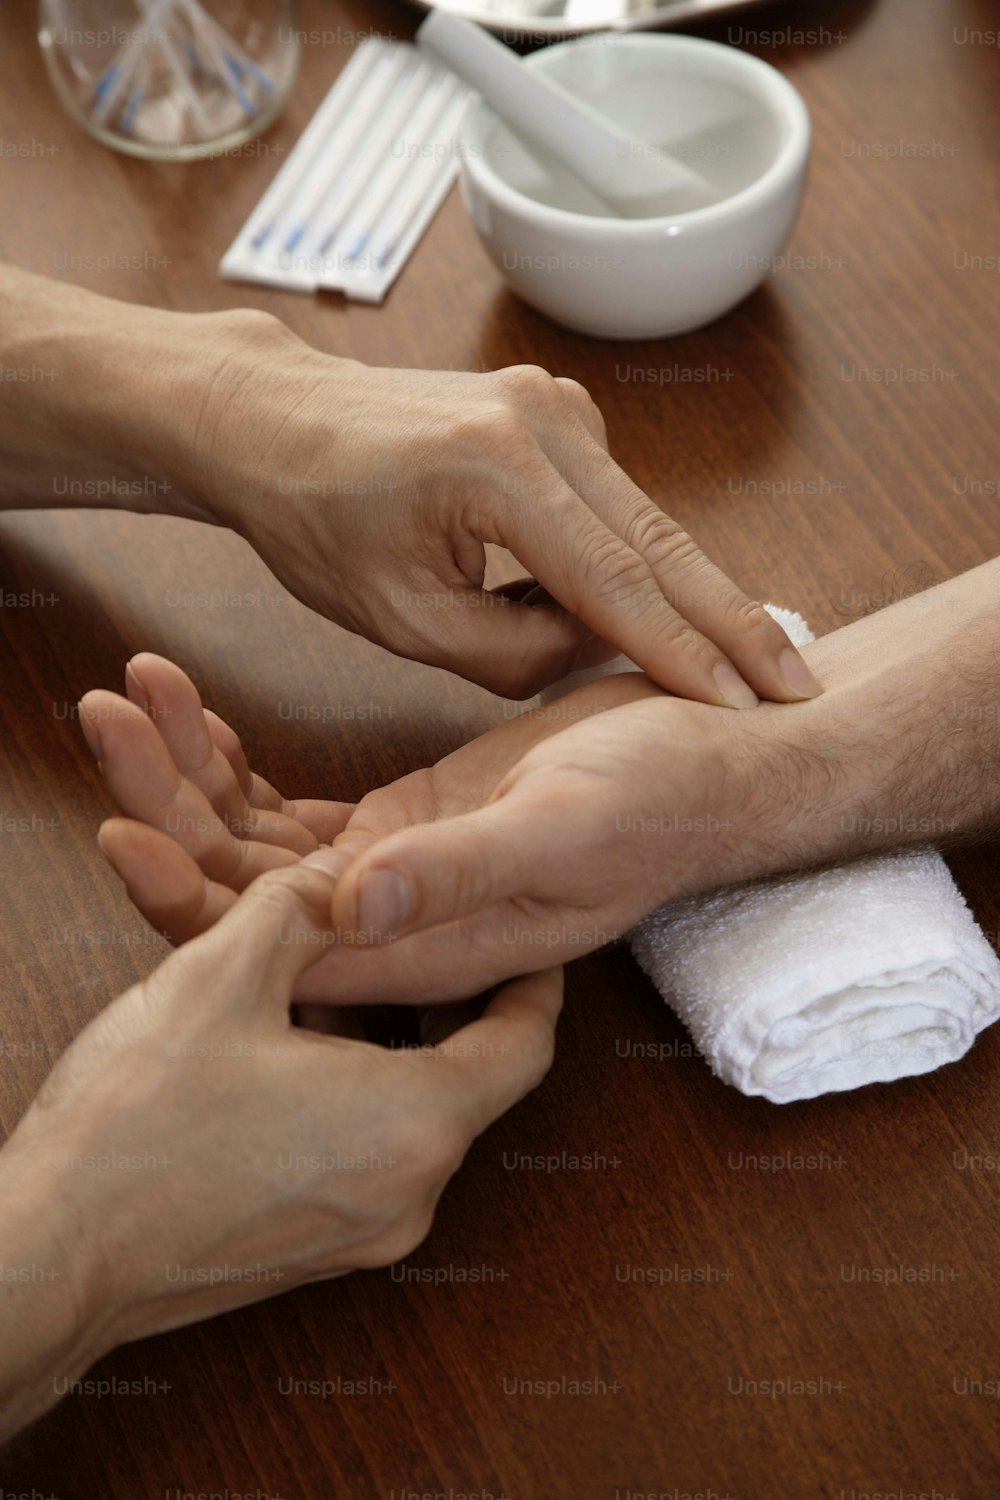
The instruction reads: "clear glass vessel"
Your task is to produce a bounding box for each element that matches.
[39,0,300,161]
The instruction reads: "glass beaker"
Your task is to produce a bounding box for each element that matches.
[39,0,300,161]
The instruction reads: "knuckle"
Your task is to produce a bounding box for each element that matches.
[653,614,713,655]
[497,363,557,404]
[555,375,588,396]
[554,375,593,410]
[589,544,712,643]
[539,483,580,524]
[556,377,606,434]
[252,864,296,896]
[245,866,300,918]
[401,1114,468,1183]
[206,712,243,759]
[452,407,532,469]
[586,535,654,602]
[362,1207,438,1270]
[633,515,701,570]
[221,307,286,344]
[726,595,779,634]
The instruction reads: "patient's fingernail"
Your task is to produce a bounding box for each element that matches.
[302,847,352,879]
[712,662,759,710]
[79,705,102,761]
[125,660,149,713]
[357,869,410,938]
[779,648,822,700]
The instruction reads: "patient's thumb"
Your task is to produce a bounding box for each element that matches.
[330,801,546,944]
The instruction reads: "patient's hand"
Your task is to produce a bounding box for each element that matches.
[82,560,1000,1005]
[83,652,725,1003]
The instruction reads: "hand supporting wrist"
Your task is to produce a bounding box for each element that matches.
[0,1132,124,1442]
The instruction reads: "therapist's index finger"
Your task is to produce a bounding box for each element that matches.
[495,482,760,709]
[515,421,821,706]
[568,452,823,706]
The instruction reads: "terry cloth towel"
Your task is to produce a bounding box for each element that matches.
[549,605,1000,1104]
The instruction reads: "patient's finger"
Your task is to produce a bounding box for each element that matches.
[331,797,554,947]
[126,654,246,816]
[126,655,317,856]
[97,818,237,945]
[203,707,256,797]
[201,706,355,842]
[97,798,508,1000]
[203,708,294,814]
[83,690,300,890]
[286,799,357,843]
[98,808,583,1005]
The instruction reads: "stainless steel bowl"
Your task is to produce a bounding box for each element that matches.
[402,0,773,40]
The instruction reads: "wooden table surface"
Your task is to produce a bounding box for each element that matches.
[2,0,999,1494]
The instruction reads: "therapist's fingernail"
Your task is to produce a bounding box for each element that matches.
[125,660,149,713]
[79,705,102,761]
[357,869,410,938]
[779,648,822,700]
[712,662,759,710]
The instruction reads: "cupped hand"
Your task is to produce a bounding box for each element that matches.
[81,651,743,1004]
[193,313,818,704]
[2,852,561,1365]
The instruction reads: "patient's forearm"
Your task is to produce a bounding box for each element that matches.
[716,558,1000,879]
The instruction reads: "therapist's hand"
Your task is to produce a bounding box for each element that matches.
[0,267,818,704]
[0,854,561,1442]
[183,314,818,705]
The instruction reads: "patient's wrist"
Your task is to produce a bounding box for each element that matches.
[709,575,1000,888]
[702,674,934,892]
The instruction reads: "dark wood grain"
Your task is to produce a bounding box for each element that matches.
[2,0,1000,1494]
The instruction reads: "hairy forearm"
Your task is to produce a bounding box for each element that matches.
[712,559,1000,881]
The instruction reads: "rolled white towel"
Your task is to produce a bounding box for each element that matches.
[630,847,1000,1103]
[546,605,1000,1104]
